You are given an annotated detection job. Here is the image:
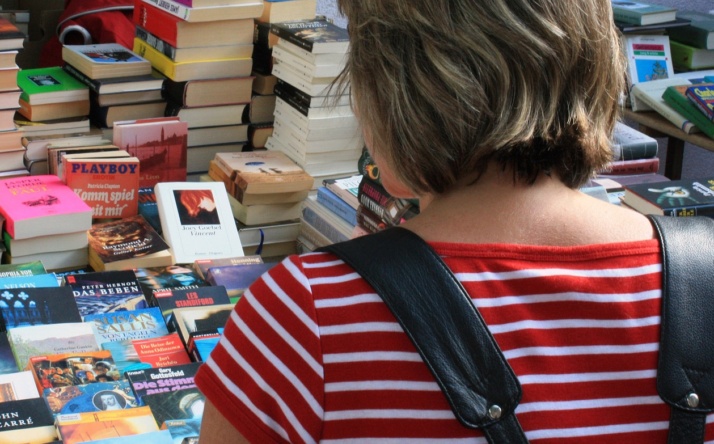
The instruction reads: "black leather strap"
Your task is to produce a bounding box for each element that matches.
[319,227,526,443]
[649,215,714,444]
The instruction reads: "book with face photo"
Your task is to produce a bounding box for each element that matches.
[43,380,137,416]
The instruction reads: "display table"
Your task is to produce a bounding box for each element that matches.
[623,109,714,180]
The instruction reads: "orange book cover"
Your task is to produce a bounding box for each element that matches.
[56,405,159,444]
[64,156,140,219]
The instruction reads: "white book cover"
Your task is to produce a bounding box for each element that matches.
[624,34,675,87]
[155,181,244,264]
[0,370,39,401]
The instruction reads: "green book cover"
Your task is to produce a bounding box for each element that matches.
[670,40,714,70]
[668,11,714,50]
[662,83,714,139]
[16,66,89,104]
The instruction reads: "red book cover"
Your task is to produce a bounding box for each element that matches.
[112,117,188,188]
[64,157,141,219]
[133,0,182,47]
[0,175,93,239]
[132,333,192,368]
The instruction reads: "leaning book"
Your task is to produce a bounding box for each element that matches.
[622,177,714,217]
[64,269,148,318]
[155,181,244,264]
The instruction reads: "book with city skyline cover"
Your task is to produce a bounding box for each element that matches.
[155,181,244,264]
[0,174,93,240]
[61,43,153,80]
[64,269,148,318]
[0,286,82,332]
[87,215,174,272]
[622,176,714,217]
[17,66,89,105]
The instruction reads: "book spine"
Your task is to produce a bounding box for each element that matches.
[599,157,660,175]
[62,64,100,93]
[662,86,714,139]
[612,9,644,25]
[685,87,714,122]
[316,187,357,226]
[299,218,332,248]
[161,78,189,106]
[356,204,385,234]
[301,205,350,244]
[274,82,310,116]
[668,204,714,218]
[133,38,177,80]
[133,1,180,47]
[142,0,193,21]
[269,24,314,53]
[135,26,178,62]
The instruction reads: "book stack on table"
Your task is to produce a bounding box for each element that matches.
[133,0,262,178]
[265,18,363,187]
[0,18,27,178]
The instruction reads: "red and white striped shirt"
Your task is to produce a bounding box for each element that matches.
[195,239,714,443]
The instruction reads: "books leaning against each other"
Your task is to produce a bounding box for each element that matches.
[622,176,714,217]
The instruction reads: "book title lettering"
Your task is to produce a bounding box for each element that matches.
[70,163,138,175]
[74,187,135,217]
[93,312,158,334]
[181,225,217,236]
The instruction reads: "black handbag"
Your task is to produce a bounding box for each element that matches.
[319,215,714,444]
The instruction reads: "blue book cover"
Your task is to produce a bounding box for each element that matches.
[0,334,18,375]
[84,307,169,345]
[0,272,59,289]
[204,263,277,303]
[316,186,357,226]
[43,380,138,416]
[65,270,148,318]
[0,286,82,332]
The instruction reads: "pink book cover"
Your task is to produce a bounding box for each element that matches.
[0,174,93,239]
[112,116,188,188]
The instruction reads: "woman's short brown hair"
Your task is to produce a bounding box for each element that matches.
[337,0,626,194]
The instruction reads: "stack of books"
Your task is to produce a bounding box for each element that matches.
[61,43,166,131]
[667,11,714,71]
[0,174,93,271]
[132,0,261,178]
[265,18,363,186]
[0,18,26,178]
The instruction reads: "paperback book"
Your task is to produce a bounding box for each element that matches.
[662,83,714,139]
[269,18,349,54]
[0,260,45,278]
[170,303,233,350]
[64,270,147,318]
[102,332,191,373]
[623,34,674,87]
[0,370,39,401]
[0,272,59,289]
[213,150,314,195]
[84,307,169,345]
[8,322,99,370]
[193,255,263,279]
[43,380,137,416]
[0,286,82,332]
[133,265,210,301]
[205,263,277,303]
[17,66,89,105]
[28,350,119,391]
[0,398,56,444]
[151,285,231,325]
[138,186,162,234]
[141,386,205,429]
[61,43,153,80]
[685,84,714,121]
[55,405,159,444]
[125,361,200,404]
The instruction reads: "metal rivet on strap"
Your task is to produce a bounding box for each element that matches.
[488,404,502,419]
[687,393,700,408]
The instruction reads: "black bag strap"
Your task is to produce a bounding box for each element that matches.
[649,215,714,444]
[319,227,527,443]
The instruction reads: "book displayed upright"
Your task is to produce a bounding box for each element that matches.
[622,176,714,217]
[623,34,675,87]
[155,181,244,264]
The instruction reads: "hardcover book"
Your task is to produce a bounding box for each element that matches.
[28,350,119,391]
[55,406,159,444]
[64,155,141,219]
[0,174,93,240]
[17,66,89,105]
[61,43,153,80]
[205,263,276,303]
[84,307,169,345]
[629,77,699,134]
[154,181,244,264]
[43,380,137,416]
[64,270,147,318]
[102,332,191,373]
[685,84,714,121]
[112,116,188,187]
[151,285,231,325]
[134,265,210,301]
[611,121,658,161]
[622,176,714,217]
[87,215,174,272]
[213,150,314,195]
[270,18,349,54]
[89,99,168,129]
[0,398,56,444]
[662,83,714,139]
[670,40,714,70]
[124,361,200,403]
[667,11,714,50]
[0,286,82,332]
[611,0,676,26]
[162,76,254,108]
[7,322,99,370]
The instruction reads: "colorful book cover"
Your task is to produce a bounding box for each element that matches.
[622,176,714,217]
[82,430,174,444]
[0,370,39,401]
[0,286,82,332]
[0,260,46,278]
[64,270,147,318]
[623,34,674,85]
[28,350,119,391]
[7,322,99,372]
[56,405,159,444]
[112,117,188,188]
[154,181,244,264]
[685,84,714,121]
[64,156,140,219]
[151,285,231,325]
[0,272,59,290]
[125,361,201,403]
[0,174,93,240]
[138,186,162,234]
[189,330,221,362]
[141,386,205,430]
[43,380,138,416]
[17,66,89,104]
[170,304,233,348]
[192,255,263,279]
[134,265,210,301]
[87,215,173,272]
[102,333,191,374]
[0,398,56,444]
[205,263,276,303]
[84,307,169,345]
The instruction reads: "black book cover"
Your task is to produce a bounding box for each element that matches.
[0,398,54,432]
[151,285,231,325]
[142,386,205,428]
[65,269,147,318]
[134,265,210,300]
[0,287,82,331]
[125,362,201,403]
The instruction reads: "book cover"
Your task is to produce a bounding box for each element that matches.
[622,176,714,217]
[17,66,89,105]
[163,76,254,108]
[43,380,138,416]
[193,255,263,279]
[81,430,174,444]
[358,177,419,226]
[152,285,231,325]
[103,333,191,373]
[670,40,714,70]
[84,307,169,345]
[0,333,18,375]
[124,361,200,403]
[7,322,99,371]
[0,174,93,240]
[685,84,714,121]
[141,386,204,429]
[205,263,276,303]
[137,186,162,234]
[611,0,677,26]
[62,63,165,95]
[0,398,56,444]
[316,185,358,226]
[56,406,159,444]
[623,34,675,86]
[662,83,714,139]
[64,156,140,219]
[0,370,39,401]
[64,270,147,318]
[134,265,210,301]
[61,43,153,80]
[0,272,59,290]
[629,77,699,134]
[667,11,714,50]
[323,174,361,210]
[0,286,82,332]
[28,350,119,391]
[170,304,233,349]
[214,150,314,195]
[87,215,174,272]
[0,260,45,278]
[270,18,349,54]
[112,116,188,188]
[154,181,244,264]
